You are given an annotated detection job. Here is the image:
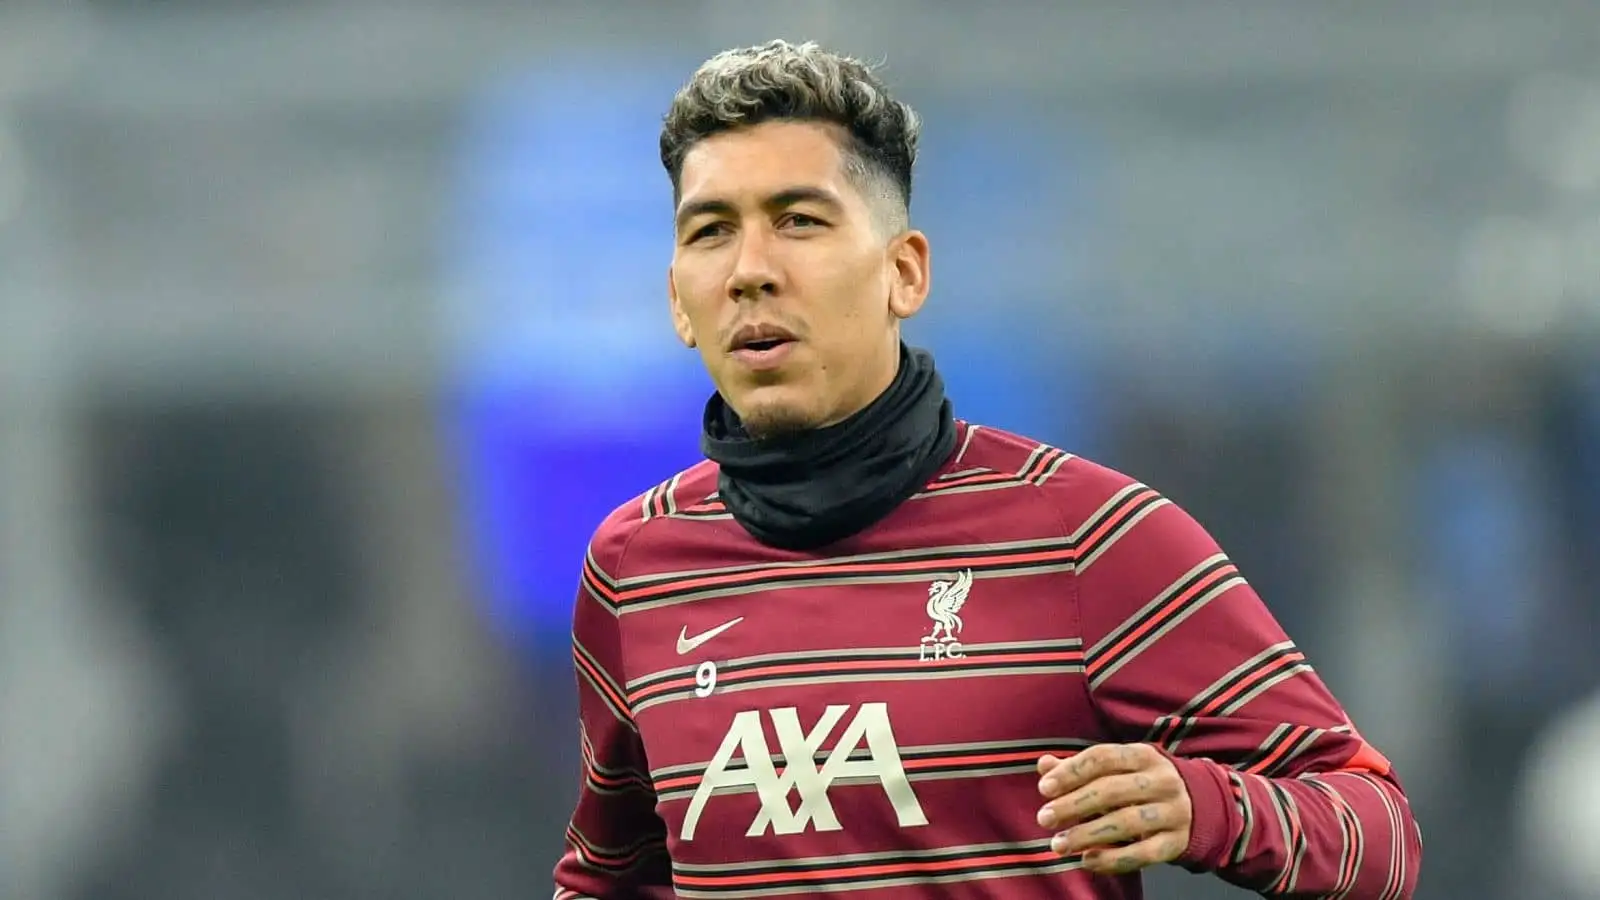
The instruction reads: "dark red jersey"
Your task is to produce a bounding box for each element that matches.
[553,422,1422,899]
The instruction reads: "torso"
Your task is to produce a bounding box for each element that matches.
[608,424,1145,899]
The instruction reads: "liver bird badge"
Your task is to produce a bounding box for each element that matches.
[924,570,973,643]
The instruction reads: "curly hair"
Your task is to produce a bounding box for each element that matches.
[659,40,920,225]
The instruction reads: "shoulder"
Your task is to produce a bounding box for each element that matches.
[954,422,1160,527]
[962,425,1237,613]
[586,459,722,577]
[952,422,1214,564]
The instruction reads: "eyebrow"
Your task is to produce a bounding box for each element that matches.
[673,187,845,233]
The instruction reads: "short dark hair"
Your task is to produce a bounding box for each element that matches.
[659,40,920,225]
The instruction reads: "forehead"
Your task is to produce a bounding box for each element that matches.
[676,120,856,205]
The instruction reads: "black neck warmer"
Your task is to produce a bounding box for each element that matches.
[701,344,958,551]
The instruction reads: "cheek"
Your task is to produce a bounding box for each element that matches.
[830,260,890,331]
[673,272,722,329]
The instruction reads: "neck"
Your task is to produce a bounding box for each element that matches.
[701,343,958,550]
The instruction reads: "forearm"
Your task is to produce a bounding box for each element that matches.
[1061,464,1422,897]
[1175,755,1421,898]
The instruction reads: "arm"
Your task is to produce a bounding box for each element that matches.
[1068,478,1421,897]
[553,528,675,900]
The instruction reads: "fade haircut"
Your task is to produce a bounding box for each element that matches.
[659,40,920,232]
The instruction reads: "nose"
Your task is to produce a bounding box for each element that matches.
[725,228,781,301]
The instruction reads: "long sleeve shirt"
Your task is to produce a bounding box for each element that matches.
[553,421,1422,899]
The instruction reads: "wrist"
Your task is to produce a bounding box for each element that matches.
[1163,752,1239,871]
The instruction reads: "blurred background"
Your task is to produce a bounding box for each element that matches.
[3,1,1599,898]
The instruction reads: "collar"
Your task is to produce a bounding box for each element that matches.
[701,343,958,550]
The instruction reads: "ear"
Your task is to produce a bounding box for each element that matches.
[887,229,931,320]
[668,265,696,349]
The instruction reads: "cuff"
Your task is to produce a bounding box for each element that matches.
[1164,752,1239,872]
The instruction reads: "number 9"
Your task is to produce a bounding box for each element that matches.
[694,660,717,698]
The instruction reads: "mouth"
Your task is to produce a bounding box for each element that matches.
[741,338,789,352]
[729,325,799,369]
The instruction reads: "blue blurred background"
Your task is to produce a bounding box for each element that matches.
[3,3,1599,898]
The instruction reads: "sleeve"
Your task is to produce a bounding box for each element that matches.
[1070,479,1422,899]
[552,524,675,900]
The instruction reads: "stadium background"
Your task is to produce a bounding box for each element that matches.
[3,2,1600,898]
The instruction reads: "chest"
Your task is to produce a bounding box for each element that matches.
[616,559,1106,857]
[622,568,1085,724]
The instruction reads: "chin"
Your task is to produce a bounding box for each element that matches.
[735,388,823,441]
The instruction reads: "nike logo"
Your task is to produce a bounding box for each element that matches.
[676,617,744,655]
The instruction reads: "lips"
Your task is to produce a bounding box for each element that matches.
[728,324,799,370]
[729,323,798,353]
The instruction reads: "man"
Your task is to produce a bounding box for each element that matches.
[553,40,1421,900]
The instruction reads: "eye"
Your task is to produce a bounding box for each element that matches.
[780,212,824,230]
[687,222,730,243]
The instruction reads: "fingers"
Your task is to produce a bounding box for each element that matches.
[1079,831,1188,876]
[1050,801,1184,856]
[1035,743,1193,871]
[1036,769,1177,831]
[1037,743,1161,798]
[1036,754,1063,776]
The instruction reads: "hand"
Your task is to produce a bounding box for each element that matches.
[1035,743,1192,876]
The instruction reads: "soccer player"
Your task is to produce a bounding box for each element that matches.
[553,40,1421,900]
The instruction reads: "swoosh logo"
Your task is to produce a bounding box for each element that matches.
[676,617,745,655]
